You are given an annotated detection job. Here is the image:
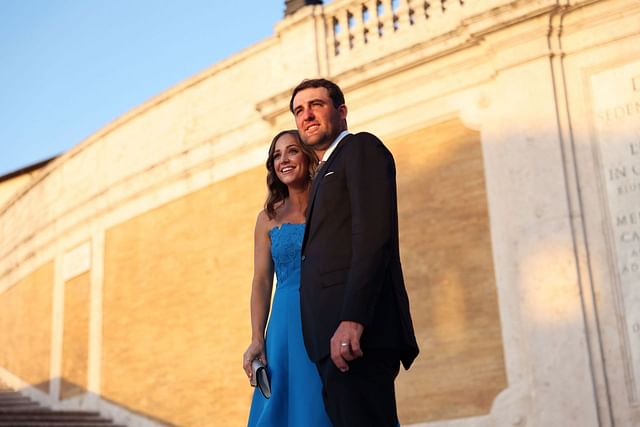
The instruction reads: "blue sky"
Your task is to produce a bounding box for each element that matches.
[0,0,299,176]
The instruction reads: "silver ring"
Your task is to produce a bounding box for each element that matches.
[340,342,349,347]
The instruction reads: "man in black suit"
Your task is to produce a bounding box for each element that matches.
[290,78,419,426]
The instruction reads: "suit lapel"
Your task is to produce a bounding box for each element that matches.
[302,134,352,251]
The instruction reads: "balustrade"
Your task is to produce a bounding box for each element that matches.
[325,0,468,59]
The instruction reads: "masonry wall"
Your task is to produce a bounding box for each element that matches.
[0,262,53,392]
[101,167,263,425]
[392,119,506,423]
[61,271,90,400]
[47,116,502,427]
[1,1,639,426]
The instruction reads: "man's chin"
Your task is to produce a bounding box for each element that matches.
[302,136,329,150]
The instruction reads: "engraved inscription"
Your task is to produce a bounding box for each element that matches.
[592,60,640,402]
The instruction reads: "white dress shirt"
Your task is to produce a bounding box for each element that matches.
[321,130,351,162]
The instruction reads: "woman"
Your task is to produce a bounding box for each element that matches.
[243,130,332,427]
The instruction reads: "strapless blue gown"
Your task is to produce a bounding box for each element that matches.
[247,223,332,427]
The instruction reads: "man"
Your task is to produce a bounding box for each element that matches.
[290,78,419,426]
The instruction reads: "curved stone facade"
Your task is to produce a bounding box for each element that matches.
[1,1,639,426]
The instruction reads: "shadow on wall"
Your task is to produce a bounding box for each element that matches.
[392,117,507,424]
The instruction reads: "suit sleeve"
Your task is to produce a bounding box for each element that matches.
[340,133,396,326]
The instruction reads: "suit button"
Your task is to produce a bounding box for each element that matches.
[301,255,306,261]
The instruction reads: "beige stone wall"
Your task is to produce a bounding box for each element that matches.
[0,159,52,210]
[0,1,638,426]
[0,262,53,392]
[0,174,32,209]
[61,271,90,400]
[102,167,264,426]
[393,119,506,423]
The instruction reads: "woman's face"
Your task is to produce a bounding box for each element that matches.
[272,133,309,186]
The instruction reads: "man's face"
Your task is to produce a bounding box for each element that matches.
[291,87,347,150]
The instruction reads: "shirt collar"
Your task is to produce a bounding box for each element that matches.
[321,130,350,162]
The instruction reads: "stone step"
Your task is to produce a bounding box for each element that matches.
[0,407,49,413]
[0,382,121,426]
[0,413,109,421]
[0,410,103,416]
[0,402,41,409]
[0,392,29,399]
[0,396,34,403]
[0,423,126,427]
[0,399,33,405]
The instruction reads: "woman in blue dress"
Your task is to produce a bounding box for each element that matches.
[243,130,332,427]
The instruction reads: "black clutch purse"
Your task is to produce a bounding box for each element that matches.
[250,359,271,399]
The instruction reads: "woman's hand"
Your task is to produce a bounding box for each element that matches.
[243,340,267,380]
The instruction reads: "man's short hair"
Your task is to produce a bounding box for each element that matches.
[289,78,346,112]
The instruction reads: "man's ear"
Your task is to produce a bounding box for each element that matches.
[338,104,348,120]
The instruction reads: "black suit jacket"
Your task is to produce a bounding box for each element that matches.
[300,132,419,369]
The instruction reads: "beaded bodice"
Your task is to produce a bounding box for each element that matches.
[269,223,305,289]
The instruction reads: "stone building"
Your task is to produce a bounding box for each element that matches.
[1,0,639,426]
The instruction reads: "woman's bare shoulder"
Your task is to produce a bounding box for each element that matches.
[255,209,277,234]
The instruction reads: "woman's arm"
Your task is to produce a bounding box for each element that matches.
[242,210,275,379]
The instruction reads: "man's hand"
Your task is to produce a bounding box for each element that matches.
[330,321,364,372]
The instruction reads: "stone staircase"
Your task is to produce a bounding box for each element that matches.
[0,383,124,427]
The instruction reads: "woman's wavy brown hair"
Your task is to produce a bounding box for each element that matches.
[265,130,318,219]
